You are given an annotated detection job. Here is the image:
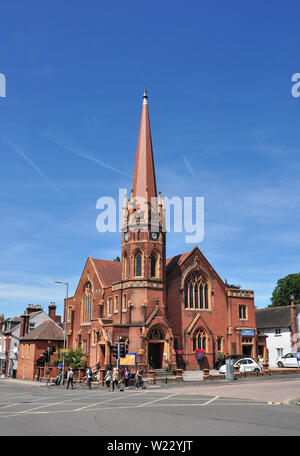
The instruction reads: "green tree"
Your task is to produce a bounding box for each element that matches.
[224,278,240,289]
[269,273,300,307]
[113,256,121,262]
[54,348,87,371]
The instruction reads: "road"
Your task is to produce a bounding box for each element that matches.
[0,376,300,436]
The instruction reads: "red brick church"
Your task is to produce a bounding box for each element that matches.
[66,91,259,373]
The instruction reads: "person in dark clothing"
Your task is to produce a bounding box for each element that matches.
[135,369,142,389]
[122,367,131,389]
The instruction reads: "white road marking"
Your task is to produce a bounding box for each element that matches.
[136,393,178,408]
[0,403,21,410]
[0,397,276,418]
[201,395,220,406]
[74,391,144,411]
[18,397,81,413]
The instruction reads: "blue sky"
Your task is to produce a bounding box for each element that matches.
[1,1,300,318]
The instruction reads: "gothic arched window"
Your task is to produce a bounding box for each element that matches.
[148,327,165,340]
[183,271,210,310]
[150,253,157,278]
[192,329,207,352]
[135,252,142,277]
[81,281,93,323]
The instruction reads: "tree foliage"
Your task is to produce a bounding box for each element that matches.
[269,273,300,307]
[224,278,240,289]
[54,348,87,371]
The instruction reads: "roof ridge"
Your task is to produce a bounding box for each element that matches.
[256,304,300,311]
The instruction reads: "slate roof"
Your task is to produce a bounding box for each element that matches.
[255,305,300,329]
[20,319,63,341]
[166,251,191,274]
[92,258,122,287]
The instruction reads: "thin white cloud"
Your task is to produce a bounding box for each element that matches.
[43,132,131,178]
[3,139,63,196]
[183,155,199,182]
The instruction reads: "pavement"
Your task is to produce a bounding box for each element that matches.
[183,369,219,381]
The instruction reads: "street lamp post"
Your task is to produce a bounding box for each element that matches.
[46,341,51,386]
[54,281,69,385]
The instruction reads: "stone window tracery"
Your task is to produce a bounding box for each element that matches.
[184,271,209,310]
[148,327,165,340]
[192,329,207,352]
[81,281,93,323]
[134,250,143,277]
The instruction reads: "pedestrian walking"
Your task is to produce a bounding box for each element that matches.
[112,367,119,391]
[140,370,146,389]
[86,366,93,389]
[66,368,74,389]
[104,367,112,390]
[122,367,131,390]
[135,369,142,390]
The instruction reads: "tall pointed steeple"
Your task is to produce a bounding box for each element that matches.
[132,89,157,201]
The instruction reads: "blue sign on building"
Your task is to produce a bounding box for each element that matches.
[241,329,255,337]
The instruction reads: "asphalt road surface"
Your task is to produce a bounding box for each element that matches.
[1,377,300,437]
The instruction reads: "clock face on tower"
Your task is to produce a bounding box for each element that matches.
[151,232,159,241]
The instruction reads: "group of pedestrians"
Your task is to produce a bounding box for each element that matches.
[104,366,145,391]
[60,365,146,391]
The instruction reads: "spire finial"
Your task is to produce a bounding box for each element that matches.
[143,88,148,104]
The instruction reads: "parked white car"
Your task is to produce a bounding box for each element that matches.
[277,353,300,368]
[219,357,261,374]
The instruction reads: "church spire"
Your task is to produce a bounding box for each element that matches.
[132,90,157,202]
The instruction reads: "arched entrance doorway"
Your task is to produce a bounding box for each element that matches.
[147,326,166,369]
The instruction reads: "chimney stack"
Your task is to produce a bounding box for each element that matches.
[48,302,61,324]
[26,304,42,314]
[0,314,4,332]
[20,313,30,337]
[290,295,298,351]
[48,302,57,320]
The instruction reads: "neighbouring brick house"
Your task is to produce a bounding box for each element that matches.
[0,303,62,379]
[65,91,260,374]
[17,318,64,381]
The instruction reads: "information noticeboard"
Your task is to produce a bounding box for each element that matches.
[119,353,137,366]
[241,329,255,337]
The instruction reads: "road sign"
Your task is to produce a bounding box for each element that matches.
[60,349,70,354]
[296,351,300,361]
[57,363,63,369]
